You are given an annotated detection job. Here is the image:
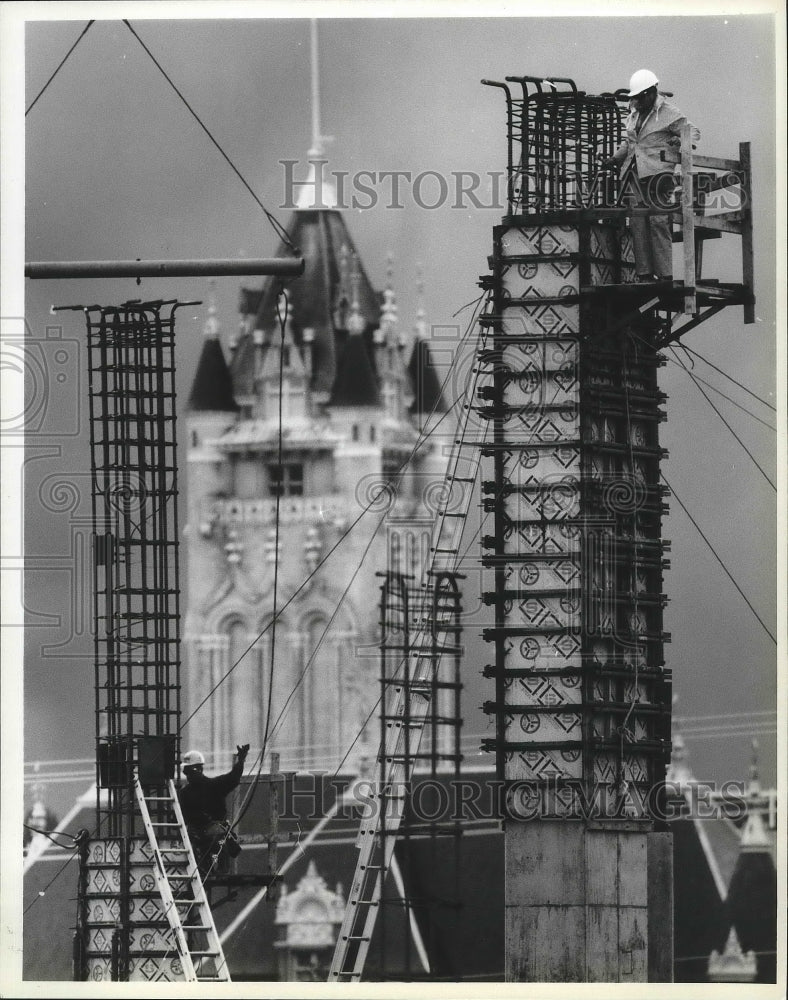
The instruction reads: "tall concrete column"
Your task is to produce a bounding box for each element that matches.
[479,217,673,982]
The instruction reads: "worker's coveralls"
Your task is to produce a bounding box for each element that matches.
[178,759,243,875]
[612,95,701,279]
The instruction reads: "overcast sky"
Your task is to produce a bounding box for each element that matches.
[3,3,783,822]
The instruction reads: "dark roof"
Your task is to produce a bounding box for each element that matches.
[23,770,774,984]
[231,210,380,399]
[408,338,446,415]
[671,818,730,982]
[188,337,239,413]
[329,333,381,407]
[725,850,777,983]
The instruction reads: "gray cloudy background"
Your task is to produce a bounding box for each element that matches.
[12,8,780,819]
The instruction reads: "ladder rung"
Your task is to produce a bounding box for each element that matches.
[341,935,371,942]
[183,925,211,931]
[378,787,407,798]
[413,646,461,655]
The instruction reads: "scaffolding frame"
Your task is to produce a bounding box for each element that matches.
[375,571,464,979]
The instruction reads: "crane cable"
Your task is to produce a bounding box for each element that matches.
[122,20,298,254]
[260,288,289,763]
[661,471,776,645]
[668,346,775,490]
[26,20,95,116]
[679,343,776,412]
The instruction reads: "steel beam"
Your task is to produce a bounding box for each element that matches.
[25,257,304,279]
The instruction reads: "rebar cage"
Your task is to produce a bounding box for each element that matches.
[62,298,193,835]
[482,75,628,215]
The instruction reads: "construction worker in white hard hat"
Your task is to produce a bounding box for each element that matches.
[178,743,250,876]
[602,69,700,282]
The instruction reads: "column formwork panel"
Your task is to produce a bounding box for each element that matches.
[480,218,671,819]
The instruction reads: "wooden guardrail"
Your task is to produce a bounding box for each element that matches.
[662,124,754,322]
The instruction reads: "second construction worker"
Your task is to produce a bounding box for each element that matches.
[603,69,700,282]
[179,743,250,876]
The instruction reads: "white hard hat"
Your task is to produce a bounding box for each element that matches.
[182,749,205,768]
[627,69,659,97]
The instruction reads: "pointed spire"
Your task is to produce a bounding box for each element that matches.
[740,740,770,852]
[413,261,429,341]
[333,243,351,330]
[347,255,365,336]
[297,19,337,209]
[666,694,693,787]
[376,254,398,345]
[203,279,221,339]
[747,738,761,796]
[308,19,329,158]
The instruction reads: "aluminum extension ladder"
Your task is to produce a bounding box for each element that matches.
[328,406,488,981]
[133,770,231,982]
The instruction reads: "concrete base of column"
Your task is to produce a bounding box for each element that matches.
[505,821,660,982]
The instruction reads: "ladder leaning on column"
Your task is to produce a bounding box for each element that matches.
[133,770,231,982]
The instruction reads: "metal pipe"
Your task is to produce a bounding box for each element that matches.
[25,257,305,279]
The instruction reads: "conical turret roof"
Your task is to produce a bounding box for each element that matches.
[408,336,446,414]
[329,331,381,407]
[188,294,239,413]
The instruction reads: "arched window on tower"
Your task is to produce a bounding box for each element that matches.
[222,616,262,750]
[299,613,342,769]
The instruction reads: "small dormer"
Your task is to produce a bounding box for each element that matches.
[274,860,345,981]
